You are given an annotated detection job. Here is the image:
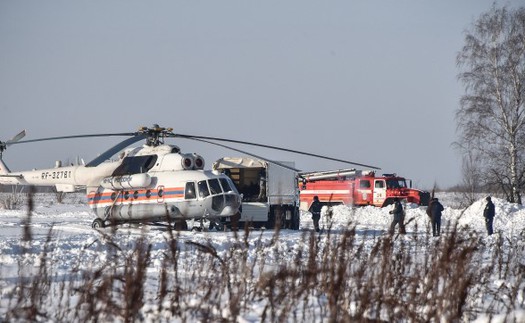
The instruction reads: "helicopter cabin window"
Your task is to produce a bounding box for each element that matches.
[133,191,139,199]
[198,180,210,198]
[208,179,222,195]
[359,180,371,189]
[146,190,152,198]
[112,155,158,176]
[185,182,196,199]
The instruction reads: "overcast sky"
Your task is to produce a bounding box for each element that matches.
[1,1,523,190]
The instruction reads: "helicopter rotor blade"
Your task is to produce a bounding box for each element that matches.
[6,130,26,145]
[0,129,147,167]
[86,134,147,167]
[10,132,137,146]
[189,137,301,172]
[173,134,381,170]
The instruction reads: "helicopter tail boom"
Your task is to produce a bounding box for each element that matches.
[0,159,23,184]
[0,159,10,175]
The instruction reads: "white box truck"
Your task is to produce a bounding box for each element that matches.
[213,157,300,230]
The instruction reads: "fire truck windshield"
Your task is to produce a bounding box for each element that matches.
[386,179,407,189]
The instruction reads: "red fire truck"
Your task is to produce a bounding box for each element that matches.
[299,168,430,210]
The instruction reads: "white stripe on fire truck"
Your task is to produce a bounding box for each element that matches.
[301,190,351,195]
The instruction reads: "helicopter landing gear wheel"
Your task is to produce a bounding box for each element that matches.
[214,221,225,231]
[92,218,105,229]
[208,220,224,231]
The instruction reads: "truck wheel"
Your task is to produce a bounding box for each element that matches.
[382,198,395,207]
[230,212,241,231]
[292,210,300,230]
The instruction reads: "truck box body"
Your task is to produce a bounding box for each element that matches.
[213,157,300,229]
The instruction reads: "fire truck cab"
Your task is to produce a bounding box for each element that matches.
[299,168,430,210]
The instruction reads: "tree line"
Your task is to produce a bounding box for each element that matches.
[456,5,525,204]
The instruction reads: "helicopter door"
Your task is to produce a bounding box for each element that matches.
[178,181,199,217]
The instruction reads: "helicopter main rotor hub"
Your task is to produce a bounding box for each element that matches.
[138,125,174,147]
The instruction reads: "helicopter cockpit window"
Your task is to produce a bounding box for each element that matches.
[185,182,196,199]
[219,178,233,192]
[208,179,222,195]
[198,180,210,198]
[112,155,158,176]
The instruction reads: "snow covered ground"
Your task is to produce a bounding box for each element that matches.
[0,192,524,322]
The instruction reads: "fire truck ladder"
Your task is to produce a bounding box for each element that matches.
[299,168,361,181]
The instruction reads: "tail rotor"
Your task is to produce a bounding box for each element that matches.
[0,130,26,158]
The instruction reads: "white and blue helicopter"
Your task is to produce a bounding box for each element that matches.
[0,125,377,229]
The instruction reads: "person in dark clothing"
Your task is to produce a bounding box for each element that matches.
[309,196,322,232]
[483,196,495,235]
[429,198,444,236]
[389,198,406,234]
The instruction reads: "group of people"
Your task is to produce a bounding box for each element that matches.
[390,195,495,236]
[309,195,496,236]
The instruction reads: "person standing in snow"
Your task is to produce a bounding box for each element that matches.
[428,198,444,236]
[483,196,495,235]
[389,198,406,234]
[309,196,322,232]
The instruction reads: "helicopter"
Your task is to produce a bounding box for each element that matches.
[0,125,380,229]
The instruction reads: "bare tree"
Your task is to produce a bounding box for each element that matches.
[0,185,24,210]
[456,5,525,204]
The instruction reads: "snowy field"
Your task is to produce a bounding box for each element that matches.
[0,192,524,322]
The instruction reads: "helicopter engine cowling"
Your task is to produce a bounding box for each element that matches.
[157,153,206,171]
[101,173,152,190]
[181,154,194,170]
[193,153,205,170]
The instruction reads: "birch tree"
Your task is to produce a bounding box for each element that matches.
[456,6,525,204]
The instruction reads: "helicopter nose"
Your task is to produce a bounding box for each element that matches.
[220,193,242,215]
[220,205,237,216]
[206,191,241,217]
